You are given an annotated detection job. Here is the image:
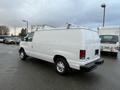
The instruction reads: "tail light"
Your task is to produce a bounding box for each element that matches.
[95,49,99,55]
[80,50,86,59]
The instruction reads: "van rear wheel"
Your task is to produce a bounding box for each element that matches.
[114,52,118,57]
[19,49,27,60]
[55,58,69,75]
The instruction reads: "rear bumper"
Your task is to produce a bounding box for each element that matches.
[80,58,104,72]
[101,49,118,53]
[0,40,4,43]
[95,58,104,65]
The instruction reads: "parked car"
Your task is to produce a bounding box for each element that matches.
[19,27,103,75]
[4,37,16,44]
[0,36,4,43]
[13,37,21,45]
[0,35,10,43]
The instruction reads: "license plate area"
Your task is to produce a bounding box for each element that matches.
[104,46,110,49]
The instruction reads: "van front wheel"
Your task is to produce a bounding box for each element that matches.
[55,58,69,75]
[19,49,27,60]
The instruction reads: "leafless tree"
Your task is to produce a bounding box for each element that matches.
[0,26,9,35]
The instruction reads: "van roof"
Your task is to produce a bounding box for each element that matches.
[35,27,97,32]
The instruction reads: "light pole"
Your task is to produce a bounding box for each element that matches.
[14,26,16,36]
[101,3,106,27]
[22,20,28,33]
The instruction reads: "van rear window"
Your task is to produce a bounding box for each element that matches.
[100,35,118,44]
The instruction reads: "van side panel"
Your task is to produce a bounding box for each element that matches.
[32,29,83,64]
[31,29,100,70]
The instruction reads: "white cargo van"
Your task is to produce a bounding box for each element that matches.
[99,27,120,55]
[19,27,103,74]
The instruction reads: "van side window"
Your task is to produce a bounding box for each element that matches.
[27,32,34,42]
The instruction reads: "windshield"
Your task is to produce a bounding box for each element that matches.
[0,36,4,39]
[100,35,118,44]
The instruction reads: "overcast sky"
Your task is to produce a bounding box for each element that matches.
[0,0,119,28]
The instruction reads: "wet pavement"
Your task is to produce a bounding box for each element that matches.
[0,43,120,90]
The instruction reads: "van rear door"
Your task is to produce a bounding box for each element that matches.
[84,30,100,61]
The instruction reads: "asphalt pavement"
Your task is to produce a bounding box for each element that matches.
[0,43,120,90]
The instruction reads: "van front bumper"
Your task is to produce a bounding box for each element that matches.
[80,59,104,72]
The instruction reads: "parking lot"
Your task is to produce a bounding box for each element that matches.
[0,44,120,90]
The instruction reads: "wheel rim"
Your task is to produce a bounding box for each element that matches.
[56,61,65,73]
[20,52,24,59]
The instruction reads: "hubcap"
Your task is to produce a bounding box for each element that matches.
[20,52,24,59]
[56,61,65,73]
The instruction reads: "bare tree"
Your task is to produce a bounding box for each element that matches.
[0,26,9,35]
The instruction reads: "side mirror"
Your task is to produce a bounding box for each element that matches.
[24,37,28,41]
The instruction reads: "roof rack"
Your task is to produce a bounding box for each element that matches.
[31,23,93,31]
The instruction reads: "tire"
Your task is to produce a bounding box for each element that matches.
[114,52,118,57]
[19,49,27,60]
[11,41,15,44]
[55,57,70,75]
